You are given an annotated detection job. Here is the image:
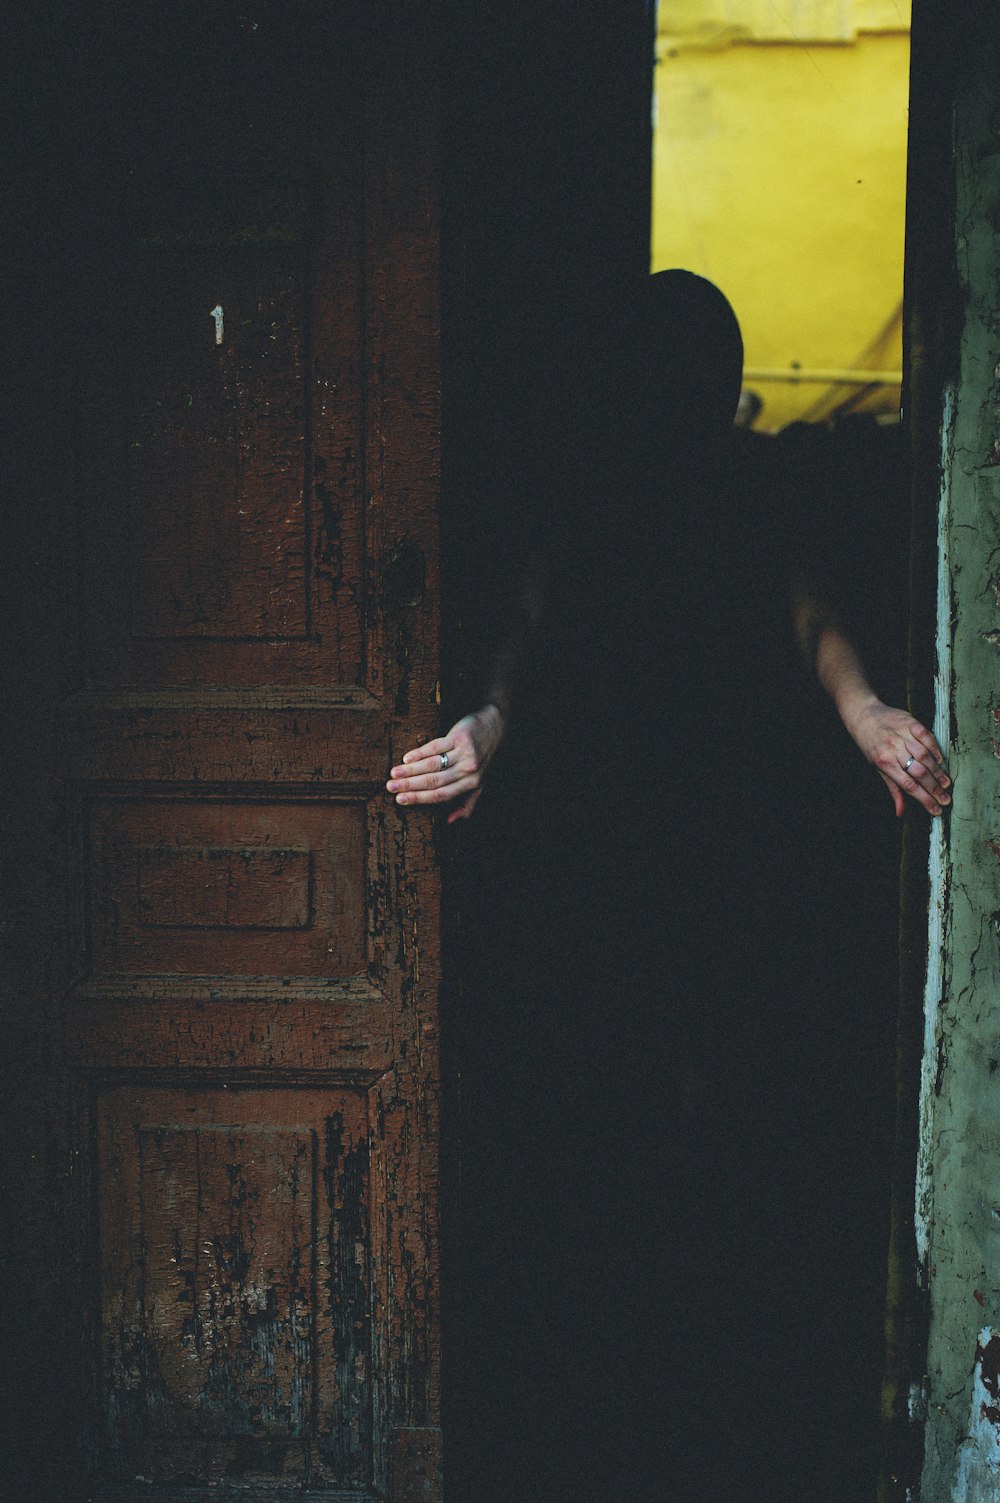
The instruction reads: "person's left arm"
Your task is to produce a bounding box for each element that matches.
[791,570,951,817]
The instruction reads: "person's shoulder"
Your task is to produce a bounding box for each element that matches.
[727,428,793,528]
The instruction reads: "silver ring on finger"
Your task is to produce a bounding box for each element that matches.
[903,756,915,772]
[439,752,449,771]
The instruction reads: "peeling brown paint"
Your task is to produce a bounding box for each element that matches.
[25,9,443,1499]
[99,1089,380,1486]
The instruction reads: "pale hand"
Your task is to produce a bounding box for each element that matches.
[848,700,950,817]
[386,705,505,824]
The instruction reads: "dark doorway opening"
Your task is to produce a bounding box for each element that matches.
[439,7,910,1500]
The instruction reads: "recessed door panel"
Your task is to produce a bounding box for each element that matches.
[87,798,366,979]
[122,256,309,644]
[98,1086,372,1489]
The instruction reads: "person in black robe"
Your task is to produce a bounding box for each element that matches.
[388,271,949,1500]
[387,270,946,826]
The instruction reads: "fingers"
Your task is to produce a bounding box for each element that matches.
[388,765,464,797]
[390,735,454,776]
[386,707,504,824]
[386,744,478,805]
[908,720,945,768]
[889,760,947,817]
[879,770,906,819]
[391,772,481,808]
[898,735,951,813]
[447,788,483,824]
[387,755,471,800]
[386,743,458,801]
[864,704,952,818]
[389,751,453,781]
[386,716,490,811]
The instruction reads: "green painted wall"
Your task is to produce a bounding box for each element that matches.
[912,18,1000,1500]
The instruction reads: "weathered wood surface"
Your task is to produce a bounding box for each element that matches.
[9,4,443,1498]
[99,1087,372,1488]
[62,690,387,784]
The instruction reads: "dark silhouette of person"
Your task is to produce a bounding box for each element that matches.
[388,270,948,1499]
[389,270,946,821]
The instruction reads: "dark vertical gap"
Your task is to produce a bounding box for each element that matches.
[2,12,102,1491]
[438,7,934,1502]
[438,5,654,1500]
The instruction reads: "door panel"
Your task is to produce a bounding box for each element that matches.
[98,1087,372,1489]
[55,6,442,1498]
[120,256,310,644]
[87,797,366,977]
[78,23,364,694]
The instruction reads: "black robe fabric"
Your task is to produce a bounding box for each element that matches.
[449,277,904,1501]
[485,287,812,1494]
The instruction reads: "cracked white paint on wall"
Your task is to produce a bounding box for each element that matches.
[954,1330,1000,1503]
[913,31,1000,1502]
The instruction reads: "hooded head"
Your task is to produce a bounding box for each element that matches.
[630,269,744,460]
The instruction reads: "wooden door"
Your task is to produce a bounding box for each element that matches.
[40,5,442,1498]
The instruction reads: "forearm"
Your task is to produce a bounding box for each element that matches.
[791,569,878,732]
[481,548,547,726]
[813,626,881,743]
[790,570,949,816]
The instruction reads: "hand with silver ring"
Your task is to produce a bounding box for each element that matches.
[845,699,951,817]
[386,705,506,823]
